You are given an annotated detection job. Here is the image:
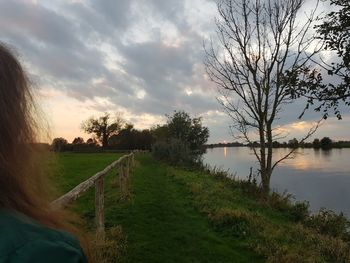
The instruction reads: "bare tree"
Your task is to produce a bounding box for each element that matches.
[204,0,321,193]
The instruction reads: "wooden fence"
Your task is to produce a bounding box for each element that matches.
[51,152,135,240]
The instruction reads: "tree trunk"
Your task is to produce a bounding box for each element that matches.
[259,122,267,193]
[261,173,271,194]
[95,178,105,241]
[264,122,273,194]
[102,131,108,148]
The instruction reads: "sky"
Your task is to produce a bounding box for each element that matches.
[0,0,349,144]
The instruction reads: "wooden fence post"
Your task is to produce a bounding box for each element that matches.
[126,158,130,178]
[51,153,136,241]
[119,157,132,200]
[119,163,123,198]
[95,178,105,241]
[119,162,127,199]
[126,158,130,192]
[129,154,134,172]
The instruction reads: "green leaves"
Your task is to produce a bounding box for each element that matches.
[81,113,124,147]
[166,110,209,151]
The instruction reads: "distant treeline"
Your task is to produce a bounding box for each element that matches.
[206,137,350,150]
[51,125,153,152]
[50,110,209,156]
[205,142,244,148]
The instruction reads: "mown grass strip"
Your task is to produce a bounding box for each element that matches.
[53,153,350,262]
[53,153,263,262]
[111,154,263,263]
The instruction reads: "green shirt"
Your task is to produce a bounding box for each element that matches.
[0,209,88,263]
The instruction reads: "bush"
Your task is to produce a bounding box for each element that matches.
[289,201,310,222]
[50,137,69,152]
[152,139,200,166]
[238,171,262,198]
[266,192,309,221]
[72,143,101,153]
[254,223,350,263]
[304,208,350,240]
[266,191,294,210]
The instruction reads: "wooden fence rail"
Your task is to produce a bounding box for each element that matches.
[51,152,135,240]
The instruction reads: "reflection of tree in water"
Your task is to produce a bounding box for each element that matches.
[321,149,332,159]
[314,148,321,157]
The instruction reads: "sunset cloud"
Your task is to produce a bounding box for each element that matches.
[0,0,347,143]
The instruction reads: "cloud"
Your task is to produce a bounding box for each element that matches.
[0,0,347,142]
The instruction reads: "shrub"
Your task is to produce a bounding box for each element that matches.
[304,208,350,240]
[72,143,101,153]
[320,137,332,149]
[265,192,309,221]
[152,139,200,166]
[289,201,310,222]
[50,137,69,152]
[238,172,262,198]
[267,191,294,211]
[254,222,350,263]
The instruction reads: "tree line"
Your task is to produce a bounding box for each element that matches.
[51,113,153,152]
[206,137,350,150]
[51,111,209,160]
[251,137,349,150]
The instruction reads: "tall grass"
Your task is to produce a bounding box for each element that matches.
[168,164,350,262]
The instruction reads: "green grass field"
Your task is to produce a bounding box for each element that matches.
[53,153,262,262]
[53,153,350,263]
[52,152,124,229]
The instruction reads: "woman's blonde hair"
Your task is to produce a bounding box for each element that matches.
[0,43,91,260]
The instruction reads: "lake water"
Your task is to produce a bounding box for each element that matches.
[203,147,350,217]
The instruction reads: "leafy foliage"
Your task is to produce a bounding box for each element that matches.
[313,138,321,148]
[81,113,124,148]
[151,111,209,166]
[151,139,199,166]
[320,136,333,149]
[86,138,98,145]
[166,111,209,151]
[290,0,350,119]
[108,124,153,150]
[72,137,84,144]
[51,137,68,152]
[317,0,350,72]
[305,208,350,241]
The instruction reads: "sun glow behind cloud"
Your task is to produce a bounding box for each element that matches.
[36,88,166,143]
[1,0,349,144]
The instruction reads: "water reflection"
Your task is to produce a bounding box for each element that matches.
[314,148,321,157]
[321,148,332,158]
[203,147,350,216]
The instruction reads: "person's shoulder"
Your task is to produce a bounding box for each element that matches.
[7,238,88,263]
[0,210,87,263]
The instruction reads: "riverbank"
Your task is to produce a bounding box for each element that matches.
[54,153,350,262]
[204,146,350,216]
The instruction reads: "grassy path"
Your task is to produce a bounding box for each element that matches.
[110,155,262,263]
[54,153,349,262]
